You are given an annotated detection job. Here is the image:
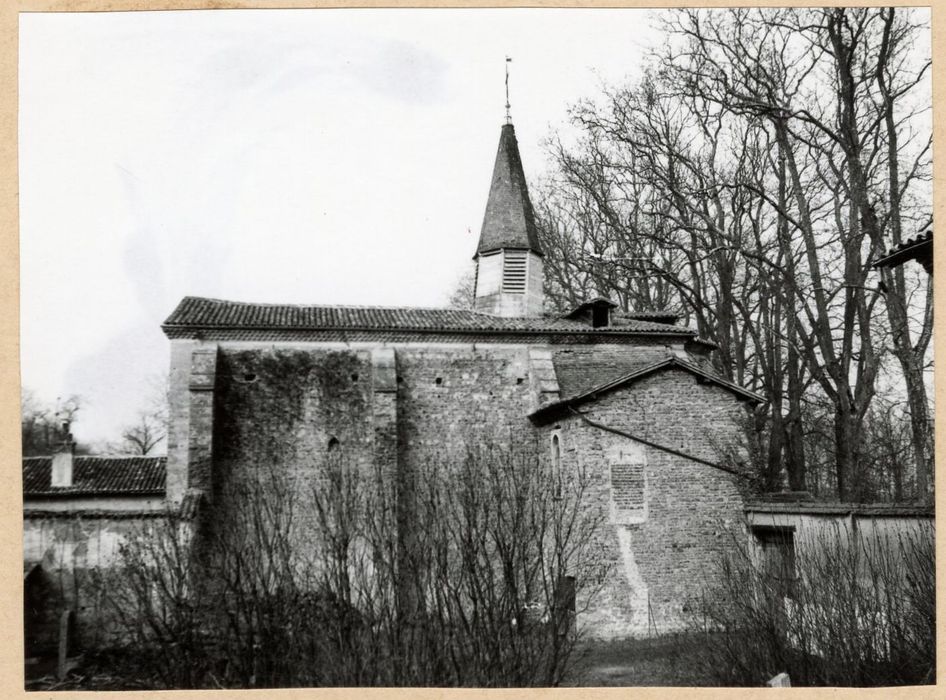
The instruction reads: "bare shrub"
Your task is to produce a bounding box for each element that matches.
[687,519,934,686]
[102,441,609,688]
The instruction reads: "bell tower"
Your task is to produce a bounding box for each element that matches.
[473,122,545,317]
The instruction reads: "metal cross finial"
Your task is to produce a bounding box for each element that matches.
[505,56,512,124]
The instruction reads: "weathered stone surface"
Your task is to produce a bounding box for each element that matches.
[23,513,171,652]
[551,369,749,637]
[163,340,752,639]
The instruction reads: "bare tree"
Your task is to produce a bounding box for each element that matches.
[689,519,934,686]
[114,373,169,456]
[21,389,85,456]
[446,266,476,310]
[537,7,931,501]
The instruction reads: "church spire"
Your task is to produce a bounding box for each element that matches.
[473,114,545,317]
[476,122,544,258]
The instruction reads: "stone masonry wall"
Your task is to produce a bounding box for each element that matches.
[206,344,539,546]
[547,368,752,638]
[395,345,537,468]
[181,341,751,640]
[209,347,376,550]
[165,340,196,504]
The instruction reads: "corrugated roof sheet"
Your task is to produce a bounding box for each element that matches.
[162,297,696,337]
[23,456,166,497]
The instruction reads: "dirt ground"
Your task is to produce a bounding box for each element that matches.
[27,635,718,690]
[564,634,716,687]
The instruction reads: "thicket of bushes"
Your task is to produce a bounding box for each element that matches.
[685,521,935,686]
[100,445,610,688]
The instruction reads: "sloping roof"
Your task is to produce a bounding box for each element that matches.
[531,356,764,422]
[476,123,544,257]
[872,230,933,269]
[620,310,680,325]
[162,297,697,338]
[23,456,166,497]
[551,346,678,398]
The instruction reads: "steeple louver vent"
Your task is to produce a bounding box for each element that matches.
[502,250,528,293]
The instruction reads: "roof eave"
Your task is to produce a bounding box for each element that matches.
[474,245,545,260]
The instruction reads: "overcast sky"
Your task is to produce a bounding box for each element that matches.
[20,8,658,444]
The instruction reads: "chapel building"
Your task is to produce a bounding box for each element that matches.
[159,120,763,636]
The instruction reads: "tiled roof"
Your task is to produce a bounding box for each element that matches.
[531,356,764,422]
[872,230,933,269]
[23,456,166,497]
[552,346,677,398]
[620,311,680,325]
[162,297,696,338]
[477,123,544,257]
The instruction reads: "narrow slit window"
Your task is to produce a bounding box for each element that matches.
[551,433,562,498]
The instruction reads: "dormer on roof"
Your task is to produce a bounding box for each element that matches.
[473,122,545,318]
[564,297,618,329]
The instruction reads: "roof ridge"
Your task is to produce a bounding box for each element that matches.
[182,296,496,314]
[23,454,166,461]
[77,454,166,458]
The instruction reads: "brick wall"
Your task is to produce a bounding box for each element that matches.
[550,341,682,396]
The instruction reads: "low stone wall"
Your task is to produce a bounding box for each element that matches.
[746,503,934,581]
[23,510,169,654]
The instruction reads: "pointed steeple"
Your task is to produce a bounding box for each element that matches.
[476,123,544,258]
[473,122,545,317]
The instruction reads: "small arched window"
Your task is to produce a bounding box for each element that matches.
[327,436,339,453]
[550,433,562,499]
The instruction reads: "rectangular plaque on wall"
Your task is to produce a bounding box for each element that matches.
[610,462,646,523]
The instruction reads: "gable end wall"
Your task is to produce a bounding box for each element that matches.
[549,369,751,637]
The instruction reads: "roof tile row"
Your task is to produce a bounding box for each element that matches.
[163,297,695,337]
[23,456,166,497]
